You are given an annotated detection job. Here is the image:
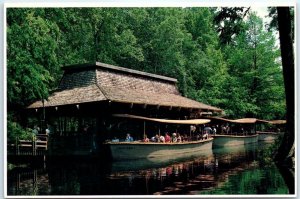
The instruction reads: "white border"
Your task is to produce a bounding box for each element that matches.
[3,1,297,198]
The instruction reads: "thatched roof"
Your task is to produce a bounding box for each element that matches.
[28,62,222,112]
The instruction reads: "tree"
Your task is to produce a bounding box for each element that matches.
[7,9,59,108]
[214,7,250,45]
[222,12,285,119]
[274,7,294,168]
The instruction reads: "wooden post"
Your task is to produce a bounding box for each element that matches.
[32,136,36,156]
[158,125,161,136]
[143,121,146,139]
[42,98,45,134]
[16,137,19,155]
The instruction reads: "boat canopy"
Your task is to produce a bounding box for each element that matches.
[208,117,270,124]
[112,114,211,125]
[268,120,286,125]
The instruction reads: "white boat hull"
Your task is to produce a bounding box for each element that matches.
[106,138,213,160]
[257,131,282,142]
[212,134,258,147]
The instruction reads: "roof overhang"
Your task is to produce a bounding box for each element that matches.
[112,114,211,125]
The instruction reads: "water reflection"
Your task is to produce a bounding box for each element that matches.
[7,142,289,195]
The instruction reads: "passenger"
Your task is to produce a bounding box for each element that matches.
[177,133,182,142]
[143,135,150,142]
[150,135,156,142]
[183,134,188,142]
[159,135,165,143]
[112,137,119,142]
[125,133,134,142]
[202,131,208,139]
[212,126,217,135]
[172,133,177,142]
[165,132,171,143]
[155,134,160,142]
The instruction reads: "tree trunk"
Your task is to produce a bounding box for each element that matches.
[274,7,294,167]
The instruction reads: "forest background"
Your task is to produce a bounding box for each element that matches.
[6,7,288,140]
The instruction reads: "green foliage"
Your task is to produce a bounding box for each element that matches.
[222,12,285,118]
[213,7,250,45]
[7,114,34,143]
[7,9,59,106]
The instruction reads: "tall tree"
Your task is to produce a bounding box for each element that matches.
[223,13,285,119]
[274,7,294,168]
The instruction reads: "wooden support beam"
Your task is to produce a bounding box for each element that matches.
[130,103,134,109]
[169,106,173,111]
[156,105,160,110]
[143,104,147,109]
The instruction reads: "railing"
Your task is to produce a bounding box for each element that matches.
[8,134,48,156]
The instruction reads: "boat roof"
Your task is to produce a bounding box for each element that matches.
[268,120,286,125]
[112,114,211,125]
[208,117,270,124]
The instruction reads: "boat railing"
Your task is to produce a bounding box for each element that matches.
[107,135,212,143]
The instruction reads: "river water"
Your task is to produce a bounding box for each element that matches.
[7,142,290,196]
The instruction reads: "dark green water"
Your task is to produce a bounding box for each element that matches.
[7,142,290,195]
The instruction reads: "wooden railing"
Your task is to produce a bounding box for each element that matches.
[8,134,48,156]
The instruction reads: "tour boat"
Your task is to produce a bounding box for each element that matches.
[212,134,258,147]
[105,114,213,160]
[257,131,281,142]
[209,117,263,148]
[257,120,285,142]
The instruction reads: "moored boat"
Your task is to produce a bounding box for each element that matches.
[105,114,213,160]
[257,131,284,142]
[212,134,258,147]
[257,120,286,142]
[107,138,213,160]
[208,117,264,148]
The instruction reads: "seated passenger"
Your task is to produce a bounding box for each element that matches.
[150,136,156,142]
[112,137,119,142]
[182,134,188,142]
[159,135,165,143]
[125,133,134,142]
[165,132,171,143]
[172,133,177,142]
[177,133,182,142]
[143,135,149,142]
[202,132,208,139]
[150,134,159,142]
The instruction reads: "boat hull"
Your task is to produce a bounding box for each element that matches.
[106,138,213,160]
[257,131,282,142]
[212,134,258,148]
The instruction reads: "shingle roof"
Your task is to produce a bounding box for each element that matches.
[28,62,222,112]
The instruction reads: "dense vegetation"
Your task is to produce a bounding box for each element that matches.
[7,8,286,138]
